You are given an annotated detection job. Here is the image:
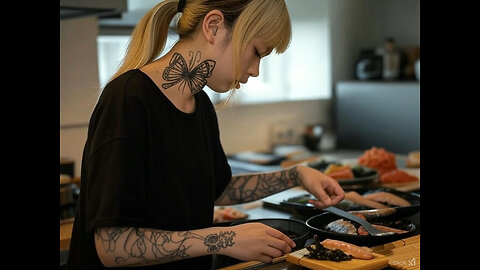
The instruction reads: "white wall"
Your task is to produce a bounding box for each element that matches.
[217,99,332,154]
[60,16,100,177]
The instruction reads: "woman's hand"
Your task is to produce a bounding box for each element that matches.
[220,223,296,263]
[296,165,345,209]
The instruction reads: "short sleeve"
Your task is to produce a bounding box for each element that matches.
[83,87,149,233]
[84,138,147,232]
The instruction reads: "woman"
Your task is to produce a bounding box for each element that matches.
[67,0,345,269]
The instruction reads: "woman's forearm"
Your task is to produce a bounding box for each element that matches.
[94,226,236,267]
[215,166,301,205]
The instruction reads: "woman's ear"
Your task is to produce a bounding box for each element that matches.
[202,10,225,44]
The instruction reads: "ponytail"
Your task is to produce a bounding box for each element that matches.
[110,0,178,81]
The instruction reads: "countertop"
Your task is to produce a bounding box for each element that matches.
[214,189,420,270]
[215,149,420,270]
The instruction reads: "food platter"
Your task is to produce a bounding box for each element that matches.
[279,188,420,220]
[308,160,378,186]
[306,212,417,246]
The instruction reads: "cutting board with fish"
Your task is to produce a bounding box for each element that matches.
[286,248,388,270]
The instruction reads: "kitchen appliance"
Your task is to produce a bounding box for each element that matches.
[354,49,382,80]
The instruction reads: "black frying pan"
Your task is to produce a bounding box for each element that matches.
[306,212,417,246]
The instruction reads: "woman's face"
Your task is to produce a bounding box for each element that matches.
[208,36,271,93]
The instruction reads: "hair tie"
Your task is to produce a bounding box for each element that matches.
[177,0,186,13]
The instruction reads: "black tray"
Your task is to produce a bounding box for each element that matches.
[279,188,420,220]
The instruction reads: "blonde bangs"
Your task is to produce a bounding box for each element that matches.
[230,0,291,82]
[217,0,292,109]
[256,2,291,54]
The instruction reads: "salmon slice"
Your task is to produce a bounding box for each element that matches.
[362,191,411,207]
[321,239,373,259]
[344,191,388,209]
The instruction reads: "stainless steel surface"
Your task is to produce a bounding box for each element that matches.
[323,206,394,236]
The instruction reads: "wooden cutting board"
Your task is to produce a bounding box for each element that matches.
[371,235,420,270]
[286,248,388,270]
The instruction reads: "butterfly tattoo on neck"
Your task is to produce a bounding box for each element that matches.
[162,51,216,95]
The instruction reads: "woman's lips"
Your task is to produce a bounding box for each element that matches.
[236,79,248,89]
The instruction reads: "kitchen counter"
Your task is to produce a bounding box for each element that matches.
[215,192,420,270]
[215,149,420,269]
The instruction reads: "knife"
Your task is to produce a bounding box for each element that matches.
[323,206,394,236]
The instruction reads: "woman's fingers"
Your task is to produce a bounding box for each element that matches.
[262,245,284,260]
[265,227,296,249]
[257,254,274,263]
[266,235,293,254]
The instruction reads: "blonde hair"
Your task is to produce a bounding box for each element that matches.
[110,0,291,107]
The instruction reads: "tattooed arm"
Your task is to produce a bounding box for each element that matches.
[215,165,345,207]
[95,223,296,267]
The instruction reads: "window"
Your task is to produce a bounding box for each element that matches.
[97,0,331,104]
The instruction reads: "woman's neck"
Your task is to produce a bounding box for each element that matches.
[141,42,211,113]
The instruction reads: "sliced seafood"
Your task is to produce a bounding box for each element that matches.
[358,224,409,235]
[326,219,358,235]
[362,191,411,207]
[321,239,373,260]
[344,191,388,209]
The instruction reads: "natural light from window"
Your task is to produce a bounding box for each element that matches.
[97,0,331,104]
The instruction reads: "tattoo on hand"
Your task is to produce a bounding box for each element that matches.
[95,227,235,266]
[162,51,216,95]
[220,167,301,203]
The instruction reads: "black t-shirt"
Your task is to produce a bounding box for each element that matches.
[67,69,232,270]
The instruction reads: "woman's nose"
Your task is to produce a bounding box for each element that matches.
[248,59,260,78]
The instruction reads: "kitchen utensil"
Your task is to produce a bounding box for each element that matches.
[322,206,394,236]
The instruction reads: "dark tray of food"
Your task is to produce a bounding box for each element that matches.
[280,187,420,220]
[308,160,379,186]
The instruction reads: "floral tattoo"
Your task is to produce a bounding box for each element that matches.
[204,231,236,252]
[95,227,236,266]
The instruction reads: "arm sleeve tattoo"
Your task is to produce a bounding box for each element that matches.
[95,227,236,266]
[216,166,301,205]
